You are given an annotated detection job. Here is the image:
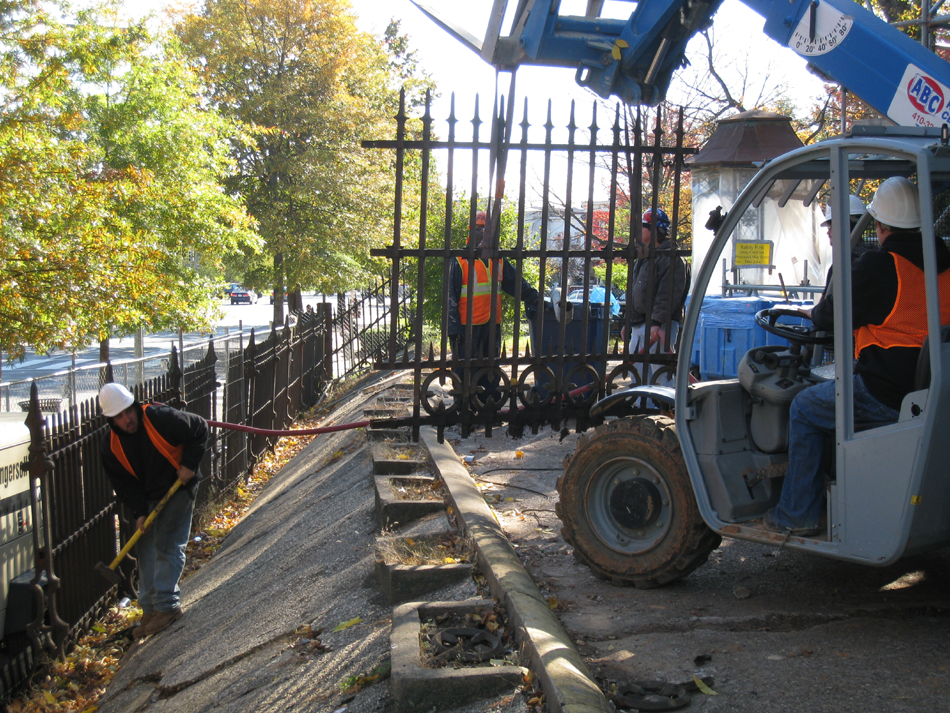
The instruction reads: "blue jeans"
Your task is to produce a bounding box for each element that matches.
[136,487,194,614]
[628,321,679,385]
[774,374,899,530]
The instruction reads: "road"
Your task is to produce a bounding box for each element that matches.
[0,296,341,386]
[454,424,950,713]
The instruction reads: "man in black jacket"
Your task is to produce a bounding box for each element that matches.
[627,208,689,353]
[764,177,950,535]
[99,383,208,638]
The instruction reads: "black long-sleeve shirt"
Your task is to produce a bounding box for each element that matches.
[100,403,207,519]
[811,231,950,409]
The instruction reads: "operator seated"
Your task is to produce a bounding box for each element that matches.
[763,177,950,536]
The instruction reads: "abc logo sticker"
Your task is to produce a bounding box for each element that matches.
[907,73,945,115]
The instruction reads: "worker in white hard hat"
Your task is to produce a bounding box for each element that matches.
[765,177,950,537]
[820,193,867,239]
[809,194,868,311]
[98,382,208,639]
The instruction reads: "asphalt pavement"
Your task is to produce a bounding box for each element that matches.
[95,371,534,713]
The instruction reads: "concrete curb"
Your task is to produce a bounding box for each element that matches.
[421,427,611,713]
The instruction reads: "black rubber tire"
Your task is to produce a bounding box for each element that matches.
[556,416,721,589]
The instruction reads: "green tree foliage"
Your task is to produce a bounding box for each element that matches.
[175,0,405,315]
[0,0,258,359]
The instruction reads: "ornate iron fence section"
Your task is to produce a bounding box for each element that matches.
[366,91,695,441]
[328,267,413,379]
[4,308,342,697]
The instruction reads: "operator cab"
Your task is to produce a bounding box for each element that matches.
[677,126,950,564]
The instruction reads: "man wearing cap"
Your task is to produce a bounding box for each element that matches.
[626,207,689,354]
[448,210,539,403]
[98,383,208,638]
[764,177,950,536]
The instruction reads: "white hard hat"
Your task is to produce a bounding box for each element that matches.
[867,177,920,229]
[820,194,866,227]
[99,383,135,418]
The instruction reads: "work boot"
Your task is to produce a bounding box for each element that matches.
[762,508,820,538]
[133,612,156,640]
[137,608,183,638]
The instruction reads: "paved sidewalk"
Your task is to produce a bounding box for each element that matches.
[96,372,574,713]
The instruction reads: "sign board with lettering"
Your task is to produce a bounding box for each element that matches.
[733,241,773,268]
[0,417,34,640]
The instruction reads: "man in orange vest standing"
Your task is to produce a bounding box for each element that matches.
[764,177,950,536]
[448,210,539,404]
[98,382,208,638]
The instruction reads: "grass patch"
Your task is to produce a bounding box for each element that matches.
[376,530,474,566]
[389,477,443,501]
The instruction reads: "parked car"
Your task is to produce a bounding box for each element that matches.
[566,286,621,316]
[230,287,258,305]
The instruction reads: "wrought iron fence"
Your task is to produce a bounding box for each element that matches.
[1,282,413,696]
[365,91,694,441]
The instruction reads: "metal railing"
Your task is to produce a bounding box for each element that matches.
[3,279,413,697]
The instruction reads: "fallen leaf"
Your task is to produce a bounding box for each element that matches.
[332,617,363,632]
[443,557,457,564]
[515,450,524,459]
[43,691,57,704]
[692,674,718,695]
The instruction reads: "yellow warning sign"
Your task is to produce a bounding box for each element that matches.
[734,241,772,267]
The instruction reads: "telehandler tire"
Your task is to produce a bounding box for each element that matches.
[556,415,721,589]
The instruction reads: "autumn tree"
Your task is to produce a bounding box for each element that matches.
[175,0,408,324]
[0,0,258,359]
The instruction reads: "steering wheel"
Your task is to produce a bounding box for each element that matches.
[754,307,833,346]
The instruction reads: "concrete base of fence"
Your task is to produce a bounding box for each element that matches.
[374,476,444,530]
[390,599,523,713]
[376,560,474,605]
[366,428,411,442]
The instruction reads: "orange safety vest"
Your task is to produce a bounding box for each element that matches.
[457,257,503,325]
[110,405,183,479]
[854,253,950,358]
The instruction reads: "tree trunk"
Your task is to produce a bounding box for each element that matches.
[273,250,285,326]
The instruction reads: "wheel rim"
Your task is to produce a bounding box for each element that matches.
[585,455,673,555]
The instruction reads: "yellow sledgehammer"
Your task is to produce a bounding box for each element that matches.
[95,479,183,585]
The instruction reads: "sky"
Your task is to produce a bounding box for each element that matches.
[117,0,828,201]
[119,0,828,129]
[343,0,828,203]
